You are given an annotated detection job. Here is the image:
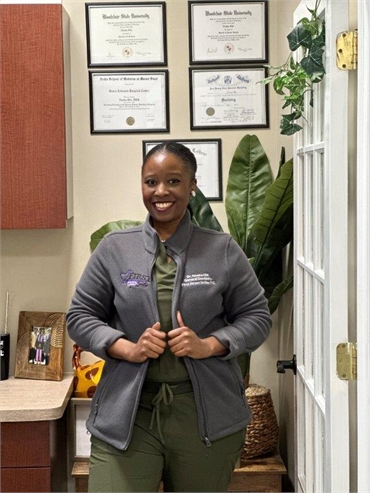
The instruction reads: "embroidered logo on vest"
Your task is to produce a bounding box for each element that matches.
[181,273,216,286]
[120,270,149,287]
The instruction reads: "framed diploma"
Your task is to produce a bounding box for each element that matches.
[69,398,92,459]
[143,139,223,201]
[189,67,269,130]
[189,1,268,65]
[89,71,170,134]
[86,3,167,67]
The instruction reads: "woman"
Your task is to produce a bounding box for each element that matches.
[67,141,272,492]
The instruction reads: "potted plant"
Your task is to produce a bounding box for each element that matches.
[260,0,325,135]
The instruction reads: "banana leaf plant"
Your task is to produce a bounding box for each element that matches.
[89,135,293,382]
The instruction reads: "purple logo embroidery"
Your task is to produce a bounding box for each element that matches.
[120,270,149,287]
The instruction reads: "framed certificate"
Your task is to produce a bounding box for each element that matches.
[143,139,223,201]
[189,1,268,65]
[89,71,170,134]
[86,3,167,67]
[69,398,92,459]
[189,67,269,130]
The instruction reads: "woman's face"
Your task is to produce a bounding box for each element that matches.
[141,151,196,234]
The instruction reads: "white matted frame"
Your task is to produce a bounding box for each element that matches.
[89,70,169,134]
[86,2,167,67]
[188,0,268,65]
[69,397,92,460]
[189,67,268,130]
[142,139,223,201]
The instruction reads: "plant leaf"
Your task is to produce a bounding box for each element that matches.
[237,352,251,380]
[190,187,223,232]
[90,219,143,252]
[300,45,325,77]
[225,135,273,252]
[247,158,293,282]
[268,276,294,314]
[287,24,312,51]
[280,115,302,135]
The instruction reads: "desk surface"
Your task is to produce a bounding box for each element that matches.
[0,375,74,422]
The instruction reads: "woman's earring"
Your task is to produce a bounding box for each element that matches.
[191,190,196,197]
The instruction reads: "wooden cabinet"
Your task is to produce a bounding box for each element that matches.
[0,4,72,229]
[0,419,68,493]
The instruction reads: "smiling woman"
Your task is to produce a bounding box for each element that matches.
[66,140,272,493]
[141,141,197,241]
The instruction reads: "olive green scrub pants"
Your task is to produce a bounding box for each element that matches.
[88,382,246,492]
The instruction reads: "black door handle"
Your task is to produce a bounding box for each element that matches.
[277,354,297,375]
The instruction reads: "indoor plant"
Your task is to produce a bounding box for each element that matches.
[261,0,325,135]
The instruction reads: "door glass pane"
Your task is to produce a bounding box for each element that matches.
[304,154,313,263]
[314,279,324,397]
[304,271,313,378]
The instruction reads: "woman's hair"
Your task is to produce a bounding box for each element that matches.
[142,141,197,180]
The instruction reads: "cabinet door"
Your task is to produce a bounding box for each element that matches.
[1,421,50,468]
[0,4,67,229]
[1,468,51,493]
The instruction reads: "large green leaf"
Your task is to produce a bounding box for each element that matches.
[225,135,273,253]
[247,158,293,281]
[287,23,312,51]
[268,276,294,314]
[190,187,223,232]
[90,219,143,252]
[237,353,251,381]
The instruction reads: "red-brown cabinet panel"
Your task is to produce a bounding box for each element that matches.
[1,421,50,468]
[0,4,68,229]
[1,468,51,493]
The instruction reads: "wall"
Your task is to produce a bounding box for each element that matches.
[0,0,298,461]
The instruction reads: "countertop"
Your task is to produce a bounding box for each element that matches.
[0,375,74,422]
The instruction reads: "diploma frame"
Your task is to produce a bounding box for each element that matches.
[69,398,93,460]
[89,70,170,134]
[86,2,167,67]
[189,67,269,130]
[142,139,223,201]
[188,0,268,65]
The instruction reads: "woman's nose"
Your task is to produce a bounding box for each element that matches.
[155,183,169,195]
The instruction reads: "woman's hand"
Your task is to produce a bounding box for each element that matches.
[106,322,167,363]
[168,312,228,359]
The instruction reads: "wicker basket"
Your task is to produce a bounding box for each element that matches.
[241,384,279,460]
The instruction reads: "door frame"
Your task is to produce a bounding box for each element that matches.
[356,1,370,491]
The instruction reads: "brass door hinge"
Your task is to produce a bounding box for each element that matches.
[336,30,358,70]
[336,342,357,380]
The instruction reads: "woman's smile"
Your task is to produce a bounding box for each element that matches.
[142,151,196,238]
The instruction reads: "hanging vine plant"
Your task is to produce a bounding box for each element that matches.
[261,0,325,135]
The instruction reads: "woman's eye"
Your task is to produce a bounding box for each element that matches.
[145,179,156,186]
[169,179,180,184]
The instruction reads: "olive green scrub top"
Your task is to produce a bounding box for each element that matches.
[145,241,189,382]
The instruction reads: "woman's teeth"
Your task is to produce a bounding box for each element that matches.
[155,202,172,210]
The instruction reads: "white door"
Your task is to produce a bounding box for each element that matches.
[356,1,370,491]
[293,1,350,492]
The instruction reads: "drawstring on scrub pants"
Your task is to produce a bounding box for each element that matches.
[143,380,194,445]
[149,383,174,444]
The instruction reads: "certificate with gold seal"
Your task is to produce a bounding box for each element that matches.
[190,67,268,129]
[189,1,267,65]
[86,3,167,67]
[89,71,169,133]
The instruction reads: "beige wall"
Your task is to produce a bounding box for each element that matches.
[0,0,298,476]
